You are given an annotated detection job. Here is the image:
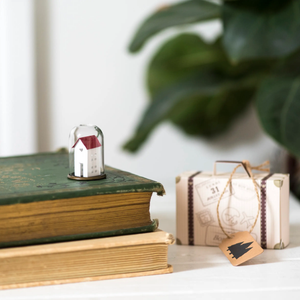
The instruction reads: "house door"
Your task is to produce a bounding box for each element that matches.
[80,163,83,177]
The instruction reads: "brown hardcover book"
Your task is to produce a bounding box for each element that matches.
[0,230,174,290]
[0,153,165,248]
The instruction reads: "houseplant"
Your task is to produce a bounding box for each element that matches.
[124,0,300,196]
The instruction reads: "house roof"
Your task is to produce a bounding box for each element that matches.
[72,135,101,150]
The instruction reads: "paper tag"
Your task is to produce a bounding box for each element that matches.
[219,231,263,266]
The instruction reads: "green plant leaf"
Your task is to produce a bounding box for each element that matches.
[123,71,257,152]
[124,33,274,152]
[123,72,218,152]
[128,0,220,53]
[273,49,300,78]
[147,34,224,97]
[147,33,274,96]
[256,76,300,158]
[146,33,274,138]
[223,0,300,62]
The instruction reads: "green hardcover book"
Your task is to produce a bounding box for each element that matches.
[0,153,165,248]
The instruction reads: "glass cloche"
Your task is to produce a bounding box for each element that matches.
[68,124,106,180]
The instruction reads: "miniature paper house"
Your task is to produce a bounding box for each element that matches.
[72,135,102,177]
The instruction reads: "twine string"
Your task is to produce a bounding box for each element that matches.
[216,160,270,239]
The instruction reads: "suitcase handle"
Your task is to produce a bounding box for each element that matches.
[213,160,251,178]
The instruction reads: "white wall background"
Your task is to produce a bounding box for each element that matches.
[0,0,36,155]
[0,0,278,189]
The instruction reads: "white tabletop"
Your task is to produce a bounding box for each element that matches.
[1,190,300,300]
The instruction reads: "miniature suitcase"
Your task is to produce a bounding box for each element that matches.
[176,161,289,249]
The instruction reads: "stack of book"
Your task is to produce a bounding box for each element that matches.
[0,153,174,290]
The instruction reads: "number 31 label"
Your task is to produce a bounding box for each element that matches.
[195,179,234,207]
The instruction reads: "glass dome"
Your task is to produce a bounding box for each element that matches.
[68,124,106,180]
